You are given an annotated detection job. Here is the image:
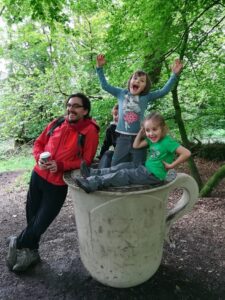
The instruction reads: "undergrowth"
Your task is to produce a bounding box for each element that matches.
[0,142,34,186]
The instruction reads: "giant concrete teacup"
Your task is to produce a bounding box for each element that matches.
[64,171,198,288]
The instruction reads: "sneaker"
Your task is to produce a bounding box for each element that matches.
[80,161,90,178]
[6,236,17,270]
[165,169,177,182]
[13,248,40,272]
[76,177,92,193]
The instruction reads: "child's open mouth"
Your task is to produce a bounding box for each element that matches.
[150,136,158,142]
[132,84,139,92]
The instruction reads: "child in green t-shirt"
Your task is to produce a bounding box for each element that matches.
[75,112,191,193]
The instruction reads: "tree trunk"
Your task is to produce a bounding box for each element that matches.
[199,164,225,197]
[171,84,203,189]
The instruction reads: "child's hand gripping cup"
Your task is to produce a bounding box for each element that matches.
[40,151,51,163]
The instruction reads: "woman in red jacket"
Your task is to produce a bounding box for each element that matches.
[6,93,99,272]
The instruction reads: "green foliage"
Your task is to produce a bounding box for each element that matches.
[0,143,34,172]
[0,155,34,172]
[199,164,225,197]
[196,143,225,162]
[2,0,69,24]
[0,0,224,149]
[0,141,33,186]
[91,98,117,145]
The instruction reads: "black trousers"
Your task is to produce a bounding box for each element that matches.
[16,171,68,250]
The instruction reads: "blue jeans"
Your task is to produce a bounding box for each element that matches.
[87,162,163,190]
[111,134,147,166]
[98,150,114,169]
[16,171,68,250]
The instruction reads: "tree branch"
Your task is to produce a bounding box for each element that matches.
[0,6,5,16]
[192,16,225,54]
[163,0,222,59]
[88,95,103,100]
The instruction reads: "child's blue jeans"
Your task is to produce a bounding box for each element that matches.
[87,162,163,190]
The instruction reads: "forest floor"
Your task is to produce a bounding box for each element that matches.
[0,158,225,300]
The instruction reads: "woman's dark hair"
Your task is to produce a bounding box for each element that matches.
[66,93,91,119]
[128,70,152,95]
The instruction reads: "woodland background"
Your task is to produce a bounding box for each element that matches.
[0,0,224,196]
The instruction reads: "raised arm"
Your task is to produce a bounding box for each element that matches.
[147,59,183,101]
[96,54,123,97]
[96,54,106,68]
[171,59,183,75]
[133,127,148,149]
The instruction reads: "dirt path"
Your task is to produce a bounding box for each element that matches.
[0,169,225,300]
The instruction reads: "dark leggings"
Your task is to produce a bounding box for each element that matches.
[111,134,147,166]
[16,171,68,250]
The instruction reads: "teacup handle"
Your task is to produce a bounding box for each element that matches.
[165,173,199,240]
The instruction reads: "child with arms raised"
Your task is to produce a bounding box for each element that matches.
[96,54,183,166]
[75,112,191,193]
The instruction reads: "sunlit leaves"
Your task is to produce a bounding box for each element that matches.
[0,0,224,144]
[2,0,69,24]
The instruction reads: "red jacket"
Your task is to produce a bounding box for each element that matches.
[33,117,99,186]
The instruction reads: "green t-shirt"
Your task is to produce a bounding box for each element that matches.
[145,135,180,180]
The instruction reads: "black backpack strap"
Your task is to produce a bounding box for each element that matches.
[77,133,85,159]
[47,116,85,159]
[47,117,65,136]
